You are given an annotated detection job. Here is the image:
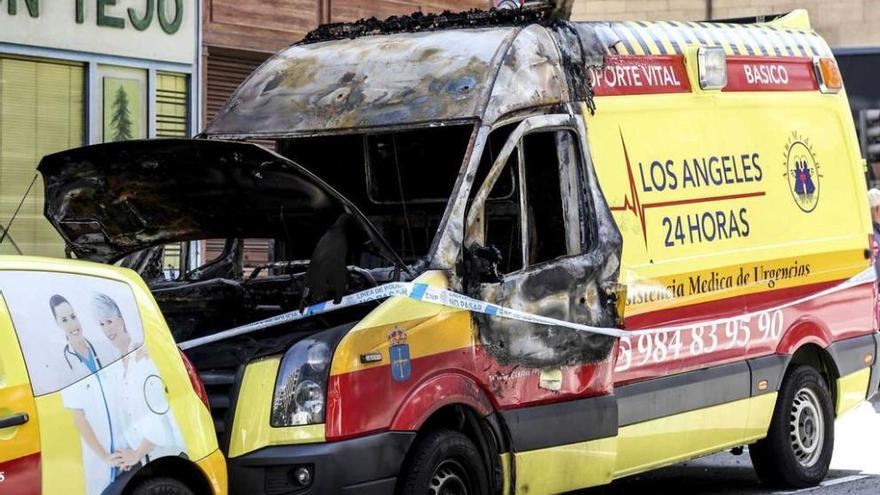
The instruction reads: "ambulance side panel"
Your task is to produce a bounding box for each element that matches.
[585,74,873,476]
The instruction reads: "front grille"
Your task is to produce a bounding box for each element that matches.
[265,467,295,495]
[199,368,238,437]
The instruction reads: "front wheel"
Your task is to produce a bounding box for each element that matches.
[749,365,835,488]
[398,429,490,495]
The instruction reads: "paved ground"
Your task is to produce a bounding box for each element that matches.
[579,397,880,495]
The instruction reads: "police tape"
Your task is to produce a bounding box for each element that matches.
[177,268,877,350]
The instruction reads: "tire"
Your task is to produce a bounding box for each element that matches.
[398,428,490,495]
[130,477,194,495]
[749,365,835,488]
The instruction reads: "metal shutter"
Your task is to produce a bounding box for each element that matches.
[205,49,269,125]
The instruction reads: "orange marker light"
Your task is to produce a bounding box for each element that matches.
[865,353,874,366]
[815,57,842,93]
[757,379,769,391]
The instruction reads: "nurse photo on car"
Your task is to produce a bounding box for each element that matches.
[51,294,123,495]
[91,293,186,475]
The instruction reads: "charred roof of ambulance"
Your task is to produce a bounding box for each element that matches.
[298,8,553,45]
[202,9,832,139]
[202,18,576,138]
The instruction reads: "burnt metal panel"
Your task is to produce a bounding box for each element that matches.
[37,139,403,266]
[483,24,568,124]
[204,28,516,137]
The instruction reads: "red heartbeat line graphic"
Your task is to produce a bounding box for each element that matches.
[608,130,766,249]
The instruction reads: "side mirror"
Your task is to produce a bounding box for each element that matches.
[457,243,503,292]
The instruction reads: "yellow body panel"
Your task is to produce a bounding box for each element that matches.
[0,384,40,457]
[514,437,617,494]
[35,393,87,494]
[835,368,870,417]
[196,448,228,495]
[228,357,325,458]
[499,453,512,495]
[584,72,870,316]
[0,294,40,463]
[331,271,475,376]
[613,394,775,478]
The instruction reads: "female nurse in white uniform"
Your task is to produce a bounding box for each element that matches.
[92,294,185,471]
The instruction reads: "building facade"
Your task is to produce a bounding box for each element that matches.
[0,0,199,257]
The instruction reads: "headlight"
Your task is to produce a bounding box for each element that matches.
[271,336,336,427]
[307,342,330,372]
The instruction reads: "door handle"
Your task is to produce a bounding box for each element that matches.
[0,413,28,429]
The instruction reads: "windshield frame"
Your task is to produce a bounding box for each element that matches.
[429,114,578,270]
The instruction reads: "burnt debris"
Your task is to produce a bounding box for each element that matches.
[298,8,551,45]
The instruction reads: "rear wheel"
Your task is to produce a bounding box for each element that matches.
[749,365,835,488]
[130,477,194,495]
[398,428,489,495]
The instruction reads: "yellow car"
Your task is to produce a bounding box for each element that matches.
[0,256,226,495]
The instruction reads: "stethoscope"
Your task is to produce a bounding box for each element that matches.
[63,339,103,371]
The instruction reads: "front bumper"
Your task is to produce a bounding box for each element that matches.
[228,431,416,495]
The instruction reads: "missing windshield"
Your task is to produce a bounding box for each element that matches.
[278,124,474,261]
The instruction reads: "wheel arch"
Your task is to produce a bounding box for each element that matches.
[785,342,841,408]
[118,456,213,495]
[390,372,495,431]
[392,373,508,494]
[776,317,834,357]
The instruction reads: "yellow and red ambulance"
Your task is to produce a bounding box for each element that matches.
[35,7,880,495]
[0,256,226,495]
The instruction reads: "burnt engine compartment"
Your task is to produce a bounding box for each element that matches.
[145,254,400,363]
[140,252,400,438]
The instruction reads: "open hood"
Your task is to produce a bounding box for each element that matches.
[38,138,405,266]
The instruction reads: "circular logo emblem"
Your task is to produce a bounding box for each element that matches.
[784,133,820,213]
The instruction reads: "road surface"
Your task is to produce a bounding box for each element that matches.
[579,396,880,494]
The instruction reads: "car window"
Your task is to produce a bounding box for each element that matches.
[0,271,145,396]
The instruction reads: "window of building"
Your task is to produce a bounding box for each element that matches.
[156,72,189,138]
[0,56,84,257]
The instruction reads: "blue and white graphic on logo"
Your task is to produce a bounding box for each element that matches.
[388,327,411,382]
[784,132,820,213]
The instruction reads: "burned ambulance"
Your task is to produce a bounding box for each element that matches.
[39,8,880,495]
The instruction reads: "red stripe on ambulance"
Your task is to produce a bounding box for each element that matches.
[724,56,818,92]
[0,453,40,495]
[590,55,691,96]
